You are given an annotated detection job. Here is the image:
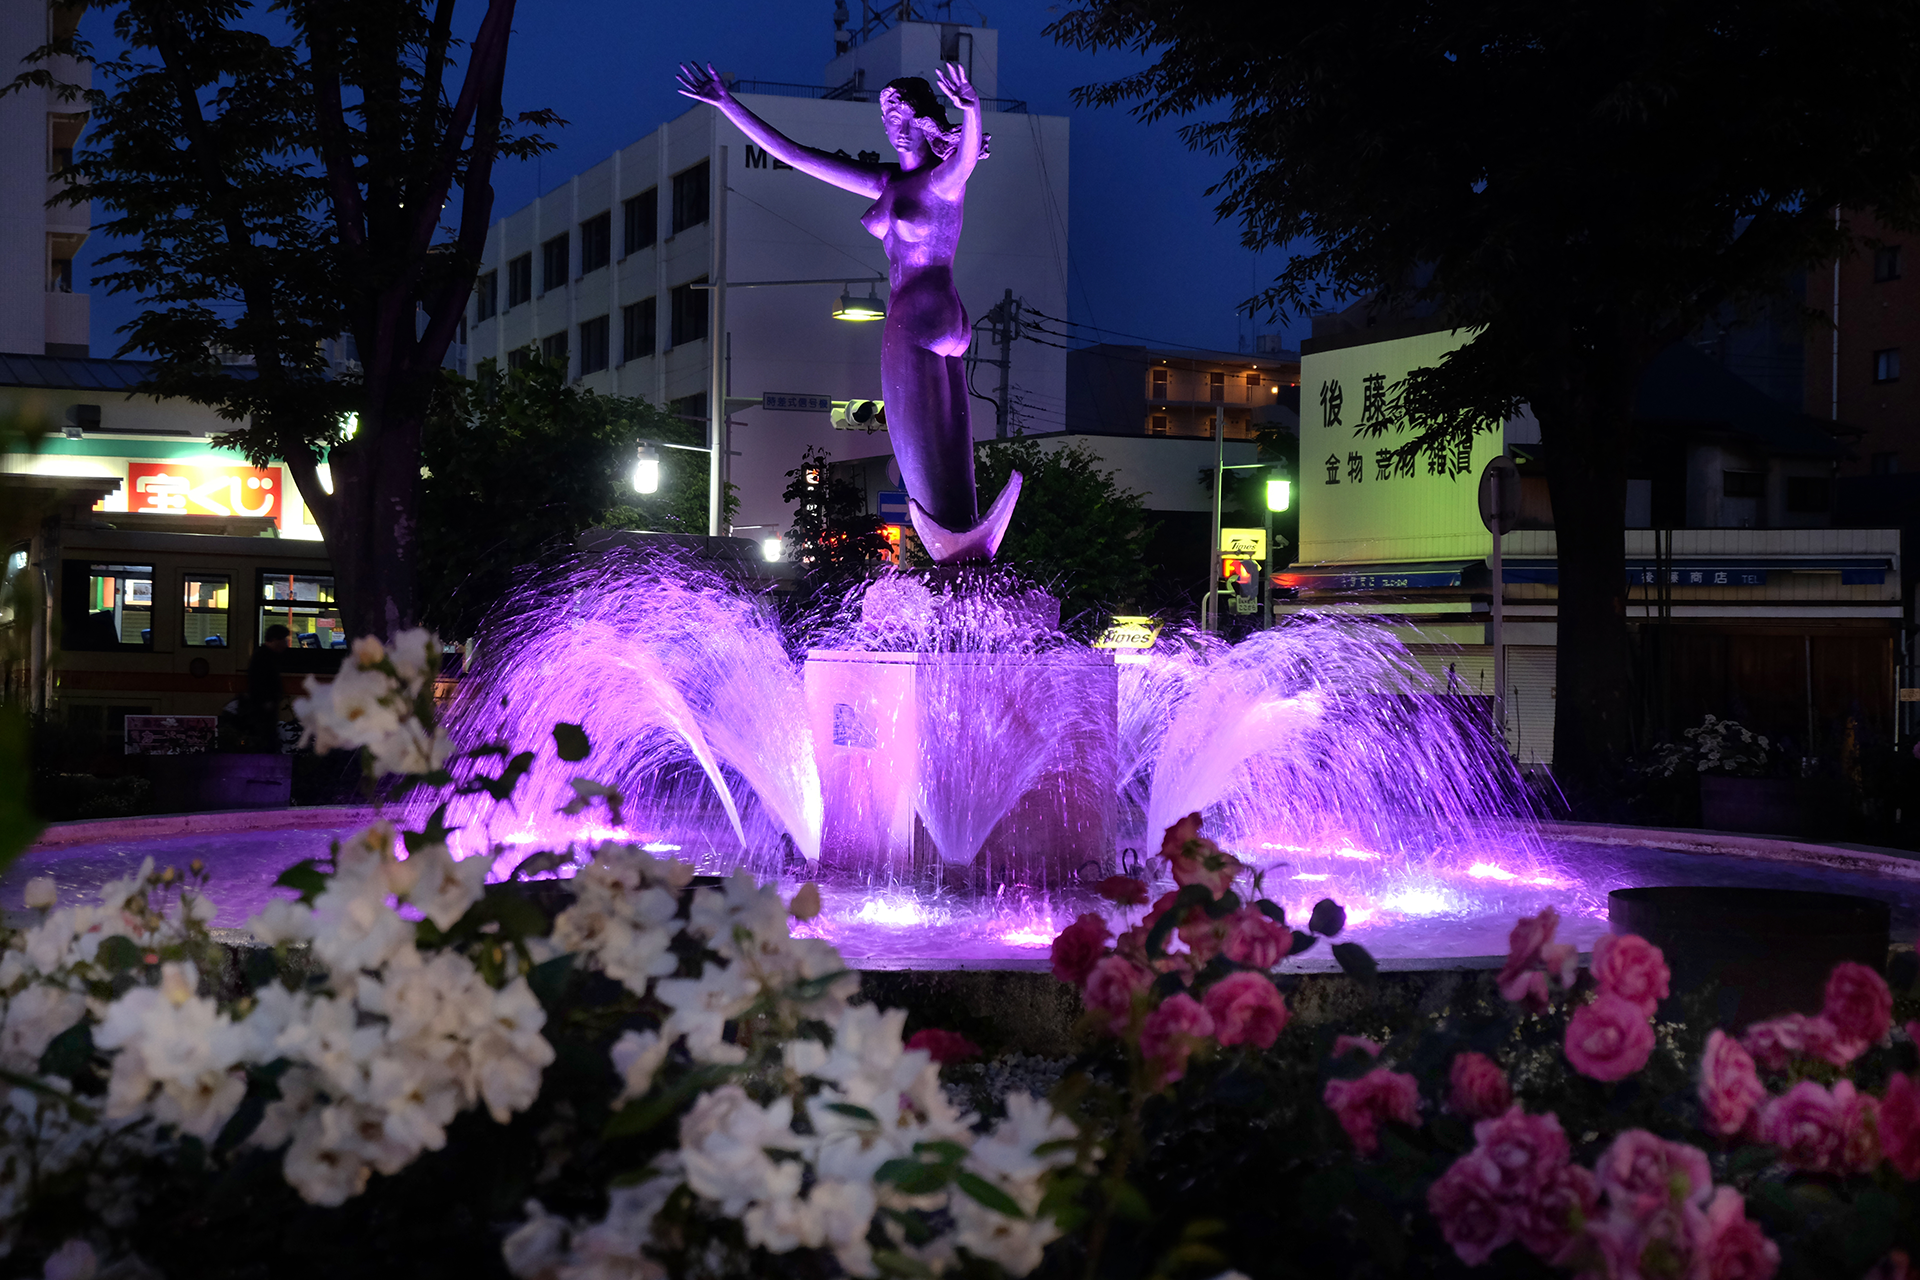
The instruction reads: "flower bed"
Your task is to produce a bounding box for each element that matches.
[2,633,1917,1279]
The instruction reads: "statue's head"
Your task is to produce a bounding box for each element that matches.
[879,77,990,162]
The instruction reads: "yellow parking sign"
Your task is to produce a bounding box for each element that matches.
[1095,616,1162,650]
[1219,527,1268,559]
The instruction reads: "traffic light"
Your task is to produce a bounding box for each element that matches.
[830,400,886,432]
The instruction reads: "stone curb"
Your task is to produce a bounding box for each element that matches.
[27,806,378,850]
[1541,820,1920,882]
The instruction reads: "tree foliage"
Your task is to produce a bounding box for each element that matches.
[13,0,557,636]
[1049,0,1920,802]
[781,444,890,590]
[418,357,709,639]
[976,435,1157,624]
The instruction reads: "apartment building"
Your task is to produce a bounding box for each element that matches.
[0,0,88,356]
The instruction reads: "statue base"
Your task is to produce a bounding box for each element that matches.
[801,646,1117,885]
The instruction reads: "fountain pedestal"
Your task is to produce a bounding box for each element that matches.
[802,649,1118,881]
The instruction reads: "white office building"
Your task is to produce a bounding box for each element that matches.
[0,0,89,357]
[465,16,1070,541]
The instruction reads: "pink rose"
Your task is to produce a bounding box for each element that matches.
[1823,961,1893,1046]
[1094,875,1149,906]
[1511,1162,1600,1264]
[1139,993,1213,1085]
[1333,1034,1382,1059]
[1742,1012,1865,1071]
[1541,942,1580,989]
[1448,1051,1513,1121]
[1841,1082,1883,1174]
[1201,972,1289,1049]
[1564,993,1655,1082]
[1595,1129,1713,1214]
[1698,1186,1780,1280]
[1159,813,1242,897]
[1176,910,1231,965]
[1698,1030,1767,1138]
[1082,955,1151,1026]
[1221,906,1292,969]
[1879,1072,1920,1180]
[1759,1079,1848,1173]
[904,1029,979,1064]
[1427,1150,1513,1266]
[1050,912,1111,986]
[1591,932,1671,1017]
[1497,906,1560,1010]
[1471,1105,1570,1205]
[1323,1067,1421,1156]
[1590,1200,1707,1280]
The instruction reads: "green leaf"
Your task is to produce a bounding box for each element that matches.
[553,722,592,762]
[95,935,145,971]
[1309,898,1347,936]
[472,750,536,803]
[1330,940,1377,979]
[1145,882,1215,958]
[787,969,854,1001]
[403,802,457,854]
[1202,889,1242,919]
[273,859,329,903]
[242,948,280,992]
[873,1249,938,1279]
[603,1064,737,1138]
[954,1170,1025,1218]
[1254,899,1286,927]
[911,1139,968,1162]
[1289,930,1318,956]
[1106,1177,1151,1221]
[526,953,576,1008]
[876,1159,953,1196]
[37,1020,93,1079]
[824,1101,879,1124]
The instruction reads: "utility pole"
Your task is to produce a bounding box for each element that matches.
[708,145,728,537]
[1207,404,1225,633]
[990,288,1018,438]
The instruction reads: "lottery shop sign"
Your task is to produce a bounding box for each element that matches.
[127,463,284,527]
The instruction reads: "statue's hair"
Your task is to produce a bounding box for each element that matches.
[879,77,990,161]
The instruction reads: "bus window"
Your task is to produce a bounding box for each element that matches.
[183,574,231,646]
[259,571,341,649]
[62,561,154,650]
[0,546,25,627]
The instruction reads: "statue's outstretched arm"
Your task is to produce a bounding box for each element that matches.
[927,62,983,201]
[677,62,887,199]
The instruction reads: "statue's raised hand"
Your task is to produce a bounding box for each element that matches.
[675,62,734,107]
[935,61,980,113]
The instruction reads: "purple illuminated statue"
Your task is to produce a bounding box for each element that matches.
[677,61,1021,561]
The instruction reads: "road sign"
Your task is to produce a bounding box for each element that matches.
[1220,527,1268,559]
[1095,616,1162,650]
[1478,455,1521,535]
[762,392,832,413]
[877,490,910,523]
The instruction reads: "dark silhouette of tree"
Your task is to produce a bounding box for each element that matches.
[14,0,558,637]
[1050,0,1920,804]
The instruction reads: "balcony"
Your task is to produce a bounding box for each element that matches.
[45,290,88,351]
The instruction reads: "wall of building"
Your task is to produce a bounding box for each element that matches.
[0,1,89,356]
[1805,209,1919,476]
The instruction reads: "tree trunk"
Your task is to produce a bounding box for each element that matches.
[1535,348,1642,815]
[323,412,424,640]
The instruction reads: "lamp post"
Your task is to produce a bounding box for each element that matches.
[690,269,889,538]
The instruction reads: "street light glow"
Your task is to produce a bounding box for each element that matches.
[1267,478,1291,512]
[632,445,660,494]
[761,537,783,562]
[833,287,886,321]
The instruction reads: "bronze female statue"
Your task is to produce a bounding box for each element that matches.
[676,61,1021,562]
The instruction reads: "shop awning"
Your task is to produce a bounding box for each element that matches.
[1503,557,1891,587]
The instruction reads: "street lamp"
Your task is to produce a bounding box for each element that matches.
[833,286,887,321]
[632,444,660,494]
[1267,477,1291,512]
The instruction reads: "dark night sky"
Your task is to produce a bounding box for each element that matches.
[74,1,1315,362]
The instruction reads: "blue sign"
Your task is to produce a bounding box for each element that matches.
[877,490,910,523]
[762,392,832,413]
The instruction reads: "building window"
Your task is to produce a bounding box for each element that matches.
[668,392,707,426]
[1246,371,1262,388]
[1208,371,1226,402]
[579,212,611,275]
[541,233,570,293]
[1874,348,1901,383]
[506,346,530,371]
[48,256,71,293]
[182,575,231,647]
[506,254,532,307]
[1150,368,1168,400]
[623,298,656,361]
[1870,451,1900,475]
[259,571,340,648]
[1873,245,1902,283]
[1785,476,1831,513]
[63,561,153,649]
[671,160,710,234]
[474,271,497,321]
[624,189,657,254]
[541,330,569,370]
[670,277,709,347]
[1148,415,1168,436]
[579,315,609,375]
[1722,470,1765,499]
